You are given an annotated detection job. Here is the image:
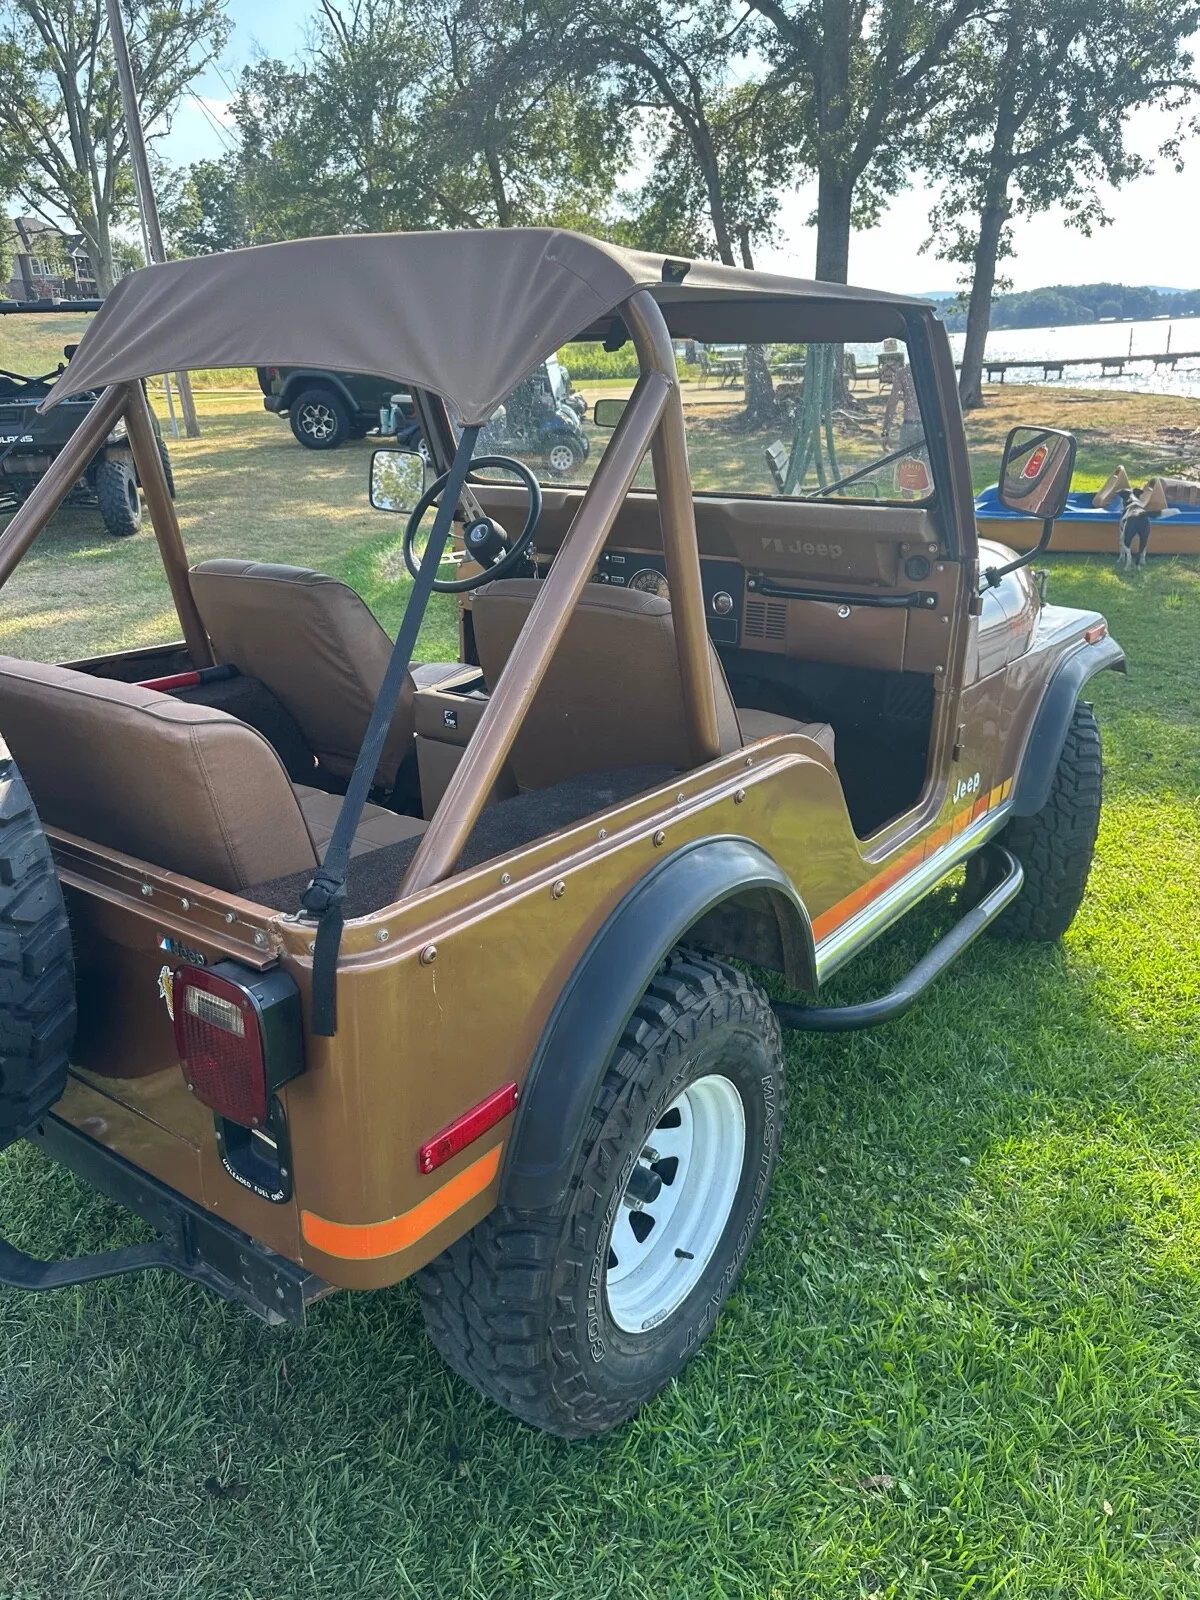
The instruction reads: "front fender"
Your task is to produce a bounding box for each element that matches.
[499,836,813,1212]
[1011,632,1125,816]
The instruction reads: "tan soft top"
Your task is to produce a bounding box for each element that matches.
[45,228,923,425]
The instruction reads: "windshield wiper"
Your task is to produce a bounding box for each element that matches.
[799,441,925,501]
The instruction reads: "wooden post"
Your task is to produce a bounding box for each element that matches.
[124,383,214,665]
[103,0,200,438]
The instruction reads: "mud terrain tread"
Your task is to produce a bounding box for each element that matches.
[417,949,780,1436]
[94,458,141,537]
[0,753,75,1145]
[994,700,1103,940]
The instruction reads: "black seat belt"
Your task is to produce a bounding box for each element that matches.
[301,425,480,1035]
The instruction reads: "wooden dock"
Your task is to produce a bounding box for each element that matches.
[970,351,1200,382]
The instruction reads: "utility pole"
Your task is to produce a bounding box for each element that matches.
[104,0,200,437]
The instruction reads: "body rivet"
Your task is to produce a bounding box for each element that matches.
[376,928,389,943]
[180,897,190,911]
[253,931,267,948]
[652,830,665,847]
[744,756,753,767]
[500,872,511,885]
[734,788,746,804]
[676,792,685,804]
[140,883,152,897]
[420,943,437,964]
[597,827,607,839]
[225,912,235,924]
[551,879,566,898]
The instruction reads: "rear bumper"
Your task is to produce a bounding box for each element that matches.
[6,1114,327,1323]
[263,395,284,413]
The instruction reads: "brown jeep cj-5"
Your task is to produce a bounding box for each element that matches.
[0,231,1123,1436]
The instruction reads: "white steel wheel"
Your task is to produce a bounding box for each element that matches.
[546,441,577,475]
[605,1072,746,1333]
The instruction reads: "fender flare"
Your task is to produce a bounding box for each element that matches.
[498,836,813,1212]
[277,370,362,417]
[1011,634,1125,816]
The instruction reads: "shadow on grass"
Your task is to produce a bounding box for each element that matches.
[1,853,1197,1596]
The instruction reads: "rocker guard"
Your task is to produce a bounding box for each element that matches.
[1,1114,325,1323]
[499,835,814,1212]
[771,844,1023,1032]
[1012,633,1125,816]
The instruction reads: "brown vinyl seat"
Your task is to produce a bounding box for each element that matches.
[189,560,461,788]
[0,657,425,894]
[469,580,834,790]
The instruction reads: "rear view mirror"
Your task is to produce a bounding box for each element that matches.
[998,426,1076,521]
[370,448,425,514]
[591,397,627,430]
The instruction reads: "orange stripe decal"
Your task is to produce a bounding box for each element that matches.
[810,774,1016,945]
[301,1144,502,1261]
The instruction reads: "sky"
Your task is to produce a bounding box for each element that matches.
[154,2,1200,294]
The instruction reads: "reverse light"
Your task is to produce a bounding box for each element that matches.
[418,1082,519,1174]
[173,961,303,1128]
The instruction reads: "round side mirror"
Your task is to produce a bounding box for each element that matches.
[369,447,426,514]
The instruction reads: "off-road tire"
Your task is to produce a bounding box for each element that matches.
[156,435,176,498]
[289,388,351,450]
[0,749,75,1149]
[983,700,1103,940]
[94,459,142,537]
[417,949,785,1438]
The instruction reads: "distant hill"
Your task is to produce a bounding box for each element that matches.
[926,283,1200,331]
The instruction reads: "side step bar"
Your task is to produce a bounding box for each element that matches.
[772,845,1024,1033]
[3,1114,326,1323]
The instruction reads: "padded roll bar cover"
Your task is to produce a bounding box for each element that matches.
[1010,633,1125,816]
[499,836,814,1212]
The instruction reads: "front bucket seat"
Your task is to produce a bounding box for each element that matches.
[189,560,460,788]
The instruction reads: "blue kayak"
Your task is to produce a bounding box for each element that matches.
[974,485,1200,553]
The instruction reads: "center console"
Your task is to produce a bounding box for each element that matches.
[412,667,517,818]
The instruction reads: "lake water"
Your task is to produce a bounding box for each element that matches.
[943,316,1200,399]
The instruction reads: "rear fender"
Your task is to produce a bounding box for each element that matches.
[499,836,813,1212]
[277,371,360,416]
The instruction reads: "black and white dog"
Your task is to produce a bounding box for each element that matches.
[1116,488,1152,570]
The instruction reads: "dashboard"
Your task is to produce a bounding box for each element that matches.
[533,549,745,645]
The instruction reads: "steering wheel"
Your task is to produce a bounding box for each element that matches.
[402,454,542,594]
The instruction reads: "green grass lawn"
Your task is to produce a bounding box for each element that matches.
[0,394,1198,1597]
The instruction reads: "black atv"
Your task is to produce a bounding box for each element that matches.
[0,333,173,539]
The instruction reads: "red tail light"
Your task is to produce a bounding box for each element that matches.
[173,962,303,1127]
[419,1081,519,1174]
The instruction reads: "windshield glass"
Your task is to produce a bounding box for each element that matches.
[457,337,932,502]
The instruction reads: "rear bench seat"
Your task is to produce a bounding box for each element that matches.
[0,657,424,894]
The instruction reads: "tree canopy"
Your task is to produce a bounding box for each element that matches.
[0,0,228,290]
[923,0,1199,405]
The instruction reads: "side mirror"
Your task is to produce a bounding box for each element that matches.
[592,397,627,430]
[998,426,1076,521]
[983,425,1078,589]
[369,447,425,514]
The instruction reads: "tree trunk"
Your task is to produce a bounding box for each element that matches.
[482,137,513,227]
[958,188,1010,410]
[81,211,116,295]
[814,172,853,284]
[736,228,781,426]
